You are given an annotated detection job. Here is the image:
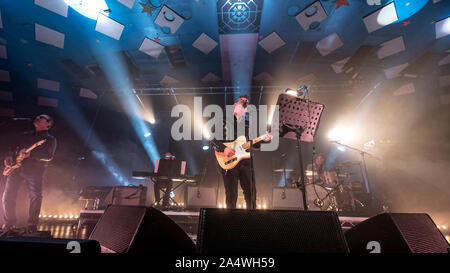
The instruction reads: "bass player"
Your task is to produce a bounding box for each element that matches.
[2,114,56,233]
[210,95,272,209]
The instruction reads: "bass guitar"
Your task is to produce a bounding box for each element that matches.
[215,133,270,170]
[3,139,47,176]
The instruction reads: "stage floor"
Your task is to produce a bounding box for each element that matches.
[35,210,368,243]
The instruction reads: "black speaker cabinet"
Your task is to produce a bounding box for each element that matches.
[89,205,196,253]
[345,213,450,253]
[197,208,349,253]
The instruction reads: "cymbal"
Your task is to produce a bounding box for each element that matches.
[273,168,295,173]
[305,170,318,176]
[337,172,357,177]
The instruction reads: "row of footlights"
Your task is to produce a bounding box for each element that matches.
[39,214,79,220]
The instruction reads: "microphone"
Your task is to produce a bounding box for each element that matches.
[12,117,31,121]
[299,85,309,99]
[297,85,309,99]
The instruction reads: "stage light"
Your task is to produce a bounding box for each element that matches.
[257,204,261,209]
[263,204,267,209]
[202,145,209,151]
[442,225,447,230]
[243,204,247,209]
[144,132,151,137]
[363,139,375,150]
[218,204,223,208]
[64,0,109,20]
[94,51,160,172]
[437,225,441,229]
[328,126,355,144]
[446,236,450,243]
[149,117,156,124]
[238,204,242,208]
[202,126,211,139]
[285,88,298,97]
[337,145,346,152]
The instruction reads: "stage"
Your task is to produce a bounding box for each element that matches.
[33,210,370,243]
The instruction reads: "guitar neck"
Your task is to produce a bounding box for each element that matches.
[24,141,45,153]
[242,134,266,150]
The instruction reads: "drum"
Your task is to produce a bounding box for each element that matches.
[305,184,336,211]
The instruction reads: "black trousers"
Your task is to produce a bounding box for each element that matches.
[2,170,43,227]
[221,159,256,209]
[154,179,172,207]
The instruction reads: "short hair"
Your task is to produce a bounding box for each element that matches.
[36,114,54,129]
[236,94,249,101]
[235,94,250,107]
[314,154,324,161]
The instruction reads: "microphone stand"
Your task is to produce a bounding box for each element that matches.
[249,138,256,209]
[282,122,308,211]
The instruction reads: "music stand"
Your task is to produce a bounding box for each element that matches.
[275,93,324,210]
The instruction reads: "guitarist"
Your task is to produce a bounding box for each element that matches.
[210,95,272,209]
[1,114,56,233]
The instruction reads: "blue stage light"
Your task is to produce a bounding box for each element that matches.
[202,145,210,151]
[92,49,160,166]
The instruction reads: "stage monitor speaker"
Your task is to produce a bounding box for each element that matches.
[0,237,100,253]
[89,205,196,253]
[197,208,349,253]
[272,187,302,209]
[345,213,450,253]
[186,186,216,208]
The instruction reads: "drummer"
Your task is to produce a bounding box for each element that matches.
[306,154,333,185]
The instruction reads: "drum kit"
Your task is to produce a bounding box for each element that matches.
[274,161,365,212]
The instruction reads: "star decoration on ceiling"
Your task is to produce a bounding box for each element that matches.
[333,0,349,9]
[140,1,155,16]
[402,20,411,27]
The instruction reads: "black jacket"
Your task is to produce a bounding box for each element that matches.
[6,130,57,175]
[209,115,261,152]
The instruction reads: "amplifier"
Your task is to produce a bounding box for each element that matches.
[112,186,146,206]
[76,210,104,239]
[272,187,303,209]
[186,187,217,208]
